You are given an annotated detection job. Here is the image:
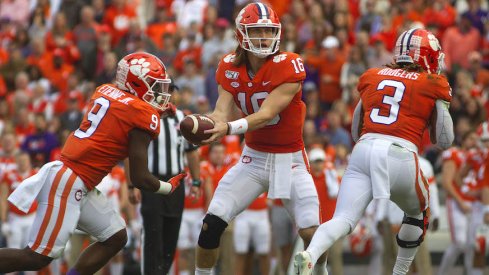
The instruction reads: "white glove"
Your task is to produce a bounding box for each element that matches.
[1,222,11,236]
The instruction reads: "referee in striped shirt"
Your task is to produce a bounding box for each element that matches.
[128,84,201,275]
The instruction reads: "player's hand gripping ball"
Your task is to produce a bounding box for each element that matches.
[179,114,215,145]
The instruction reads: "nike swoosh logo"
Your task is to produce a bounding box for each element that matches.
[262,81,271,85]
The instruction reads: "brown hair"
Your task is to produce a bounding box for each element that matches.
[385,62,424,72]
[233,46,247,67]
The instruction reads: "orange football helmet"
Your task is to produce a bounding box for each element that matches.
[394,28,444,74]
[235,2,281,58]
[115,52,171,111]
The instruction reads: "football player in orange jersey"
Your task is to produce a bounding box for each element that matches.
[194,2,327,275]
[294,28,454,275]
[0,52,185,275]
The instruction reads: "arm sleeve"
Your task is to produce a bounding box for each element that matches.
[434,99,454,149]
[351,99,363,143]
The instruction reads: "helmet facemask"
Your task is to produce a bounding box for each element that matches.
[238,22,281,58]
[141,75,172,111]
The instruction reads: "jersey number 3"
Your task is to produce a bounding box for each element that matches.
[370,80,405,125]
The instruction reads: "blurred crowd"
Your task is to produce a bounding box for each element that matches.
[1,0,489,274]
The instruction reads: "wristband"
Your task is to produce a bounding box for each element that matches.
[192,179,202,187]
[227,118,248,135]
[155,180,172,194]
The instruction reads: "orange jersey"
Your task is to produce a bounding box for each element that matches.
[465,148,486,192]
[442,148,478,201]
[2,169,38,215]
[216,52,306,153]
[357,68,452,150]
[61,84,160,190]
[312,162,339,223]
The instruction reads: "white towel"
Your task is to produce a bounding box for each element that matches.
[369,139,392,199]
[267,153,293,199]
[8,161,63,213]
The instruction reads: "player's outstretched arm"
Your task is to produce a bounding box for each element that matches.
[246,82,300,130]
[202,86,240,144]
[128,128,184,194]
[208,86,236,123]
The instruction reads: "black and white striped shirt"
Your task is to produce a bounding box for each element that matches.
[147,110,198,177]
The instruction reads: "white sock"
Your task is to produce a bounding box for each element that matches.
[471,268,483,275]
[180,271,190,275]
[313,261,328,275]
[306,218,350,265]
[110,262,123,275]
[393,255,415,275]
[195,267,213,275]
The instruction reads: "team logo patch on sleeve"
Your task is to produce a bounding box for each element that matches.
[273,54,287,63]
[225,70,239,79]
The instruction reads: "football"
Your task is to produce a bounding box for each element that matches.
[179,114,215,145]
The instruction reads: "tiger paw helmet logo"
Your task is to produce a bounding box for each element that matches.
[129,58,151,77]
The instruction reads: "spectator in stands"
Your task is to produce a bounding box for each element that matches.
[0,47,28,91]
[201,18,236,69]
[73,6,99,80]
[103,0,137,46]
[175,59,205,104]
[157,32,178,73]
[95,51,117,86]
[173,32,202,74]
[27,7,48,41]
[172,0,208,30]
[0,0,30,27]
[59,91,83,132]
[423,0,457,37]
[356,0,382,35]
[366,36,393,69]
[21,113,58,168]
[45,12,80,65]
[340,45,367,103]
[305,36,345,111]
[320,109,352,150]
[443,13,481,75]
[145,7,177,50]
[0,131,19,177]
[115,20,157,57]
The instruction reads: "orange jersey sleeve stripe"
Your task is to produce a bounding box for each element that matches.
[41,171,78,255]
[31,166,67,251]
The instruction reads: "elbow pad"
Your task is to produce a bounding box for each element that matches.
[434,100,454,149]
[351,100,363,143]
